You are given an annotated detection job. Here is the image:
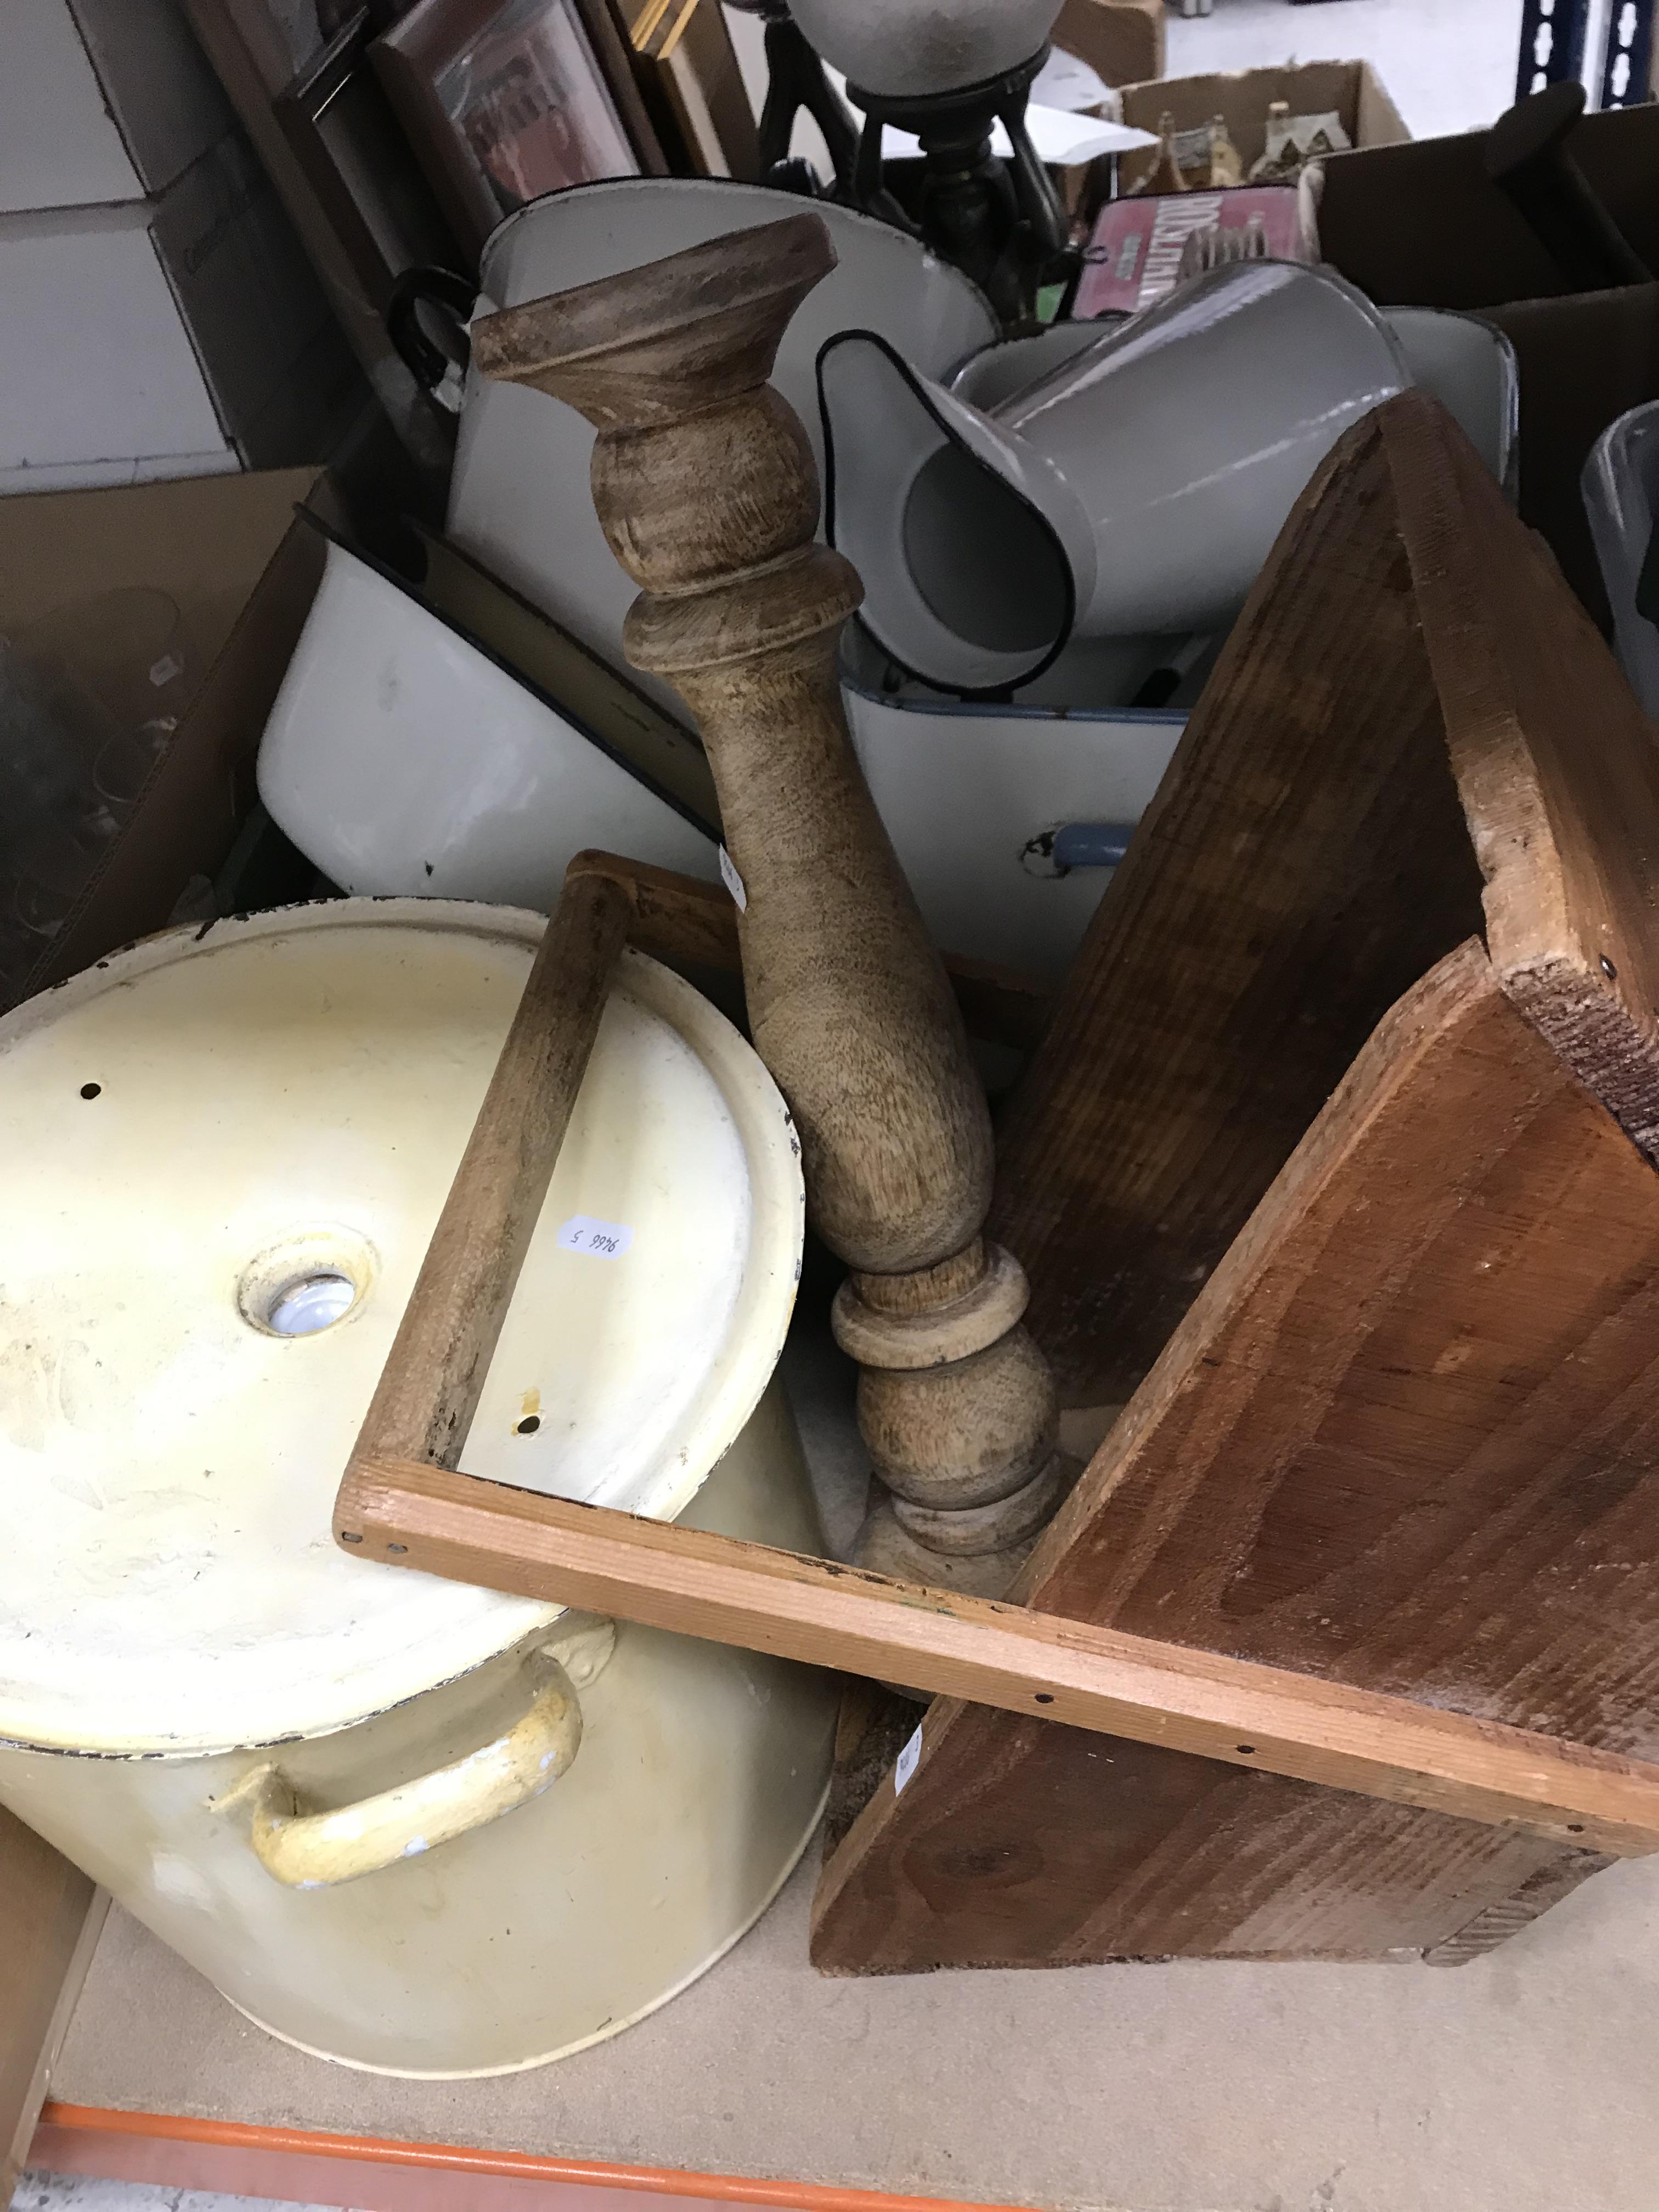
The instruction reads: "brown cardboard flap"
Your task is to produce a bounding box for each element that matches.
[0,467,333,1009]
[1053,0,1164,92]
[0,466,321,666]
[1315,101,1659,312]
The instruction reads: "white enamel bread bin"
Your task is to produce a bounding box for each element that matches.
[0,900,835,2075]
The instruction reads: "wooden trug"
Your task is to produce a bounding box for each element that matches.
[329,866,1659,1856]
[333,242,1659,1902]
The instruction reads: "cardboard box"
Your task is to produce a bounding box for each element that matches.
[1486,283,1659,635]
[0,465,332,1011]
[0,0,233,212]
[65,0,235,197]
[0,129,361,496]
[1312,99,1659,311]
[149,129,361,469]
[1116,58,1409,194]
[0,205,238,489]
[0,0,147,213]
[1053,0,1165,92]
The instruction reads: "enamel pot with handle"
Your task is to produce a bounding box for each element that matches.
[391,175,997,704]
[0,900,835,2076]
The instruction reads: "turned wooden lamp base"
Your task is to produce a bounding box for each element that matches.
[470,212,1073,1589]
[834,1238,1075,1592]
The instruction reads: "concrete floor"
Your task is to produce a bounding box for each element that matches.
[26,1290,1659,2212]
[10,2184,332,2212]
[35,1851,1659,2212]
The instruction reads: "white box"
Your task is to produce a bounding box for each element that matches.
[0,204,234,483]
[0,0,145,213]
[65,0,235,195]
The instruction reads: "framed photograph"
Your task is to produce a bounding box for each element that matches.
[370,0,665,256]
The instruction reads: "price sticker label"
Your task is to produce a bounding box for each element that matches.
[719,845,747,911]
[556,1215,633,1260]
[895,1724,922,1796]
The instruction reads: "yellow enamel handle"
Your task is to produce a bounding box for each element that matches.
[235,1648,585,1889]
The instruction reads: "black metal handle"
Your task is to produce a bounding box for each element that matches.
[386,264,479,393]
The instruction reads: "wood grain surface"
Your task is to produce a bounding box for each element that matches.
[990,403,1486,1407]
[1392,394,1659,1158]
[334,1417,1659,1859]
[563,849,1058,1052]
[347,872,630,1471]
[813,952,1659,1961]
[475,216,1063,1588]
[475,223,996,1277]
[814,394,1659,1970]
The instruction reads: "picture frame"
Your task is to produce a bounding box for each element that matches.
[610,0,759,179]
[272,9,464,307]
[370,0,666,258]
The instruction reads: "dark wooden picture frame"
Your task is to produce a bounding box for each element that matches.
[369,0,665,256]
[273,9,464,303]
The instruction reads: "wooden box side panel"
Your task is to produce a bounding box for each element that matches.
[990,414,1484,1407]
[812,1698,1593,1971]
[1387,391,1659,1161]
[815,948,1659,1968]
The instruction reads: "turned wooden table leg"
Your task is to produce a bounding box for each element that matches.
[472,213,1071,1596]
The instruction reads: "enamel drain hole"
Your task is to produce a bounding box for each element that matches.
[237,1230,377,1340]
[266,1271,358,1336]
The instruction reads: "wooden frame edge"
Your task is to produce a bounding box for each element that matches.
[328,853,1659,1873]
[336,1453,1659,1858]
[32,2104,1019,2212]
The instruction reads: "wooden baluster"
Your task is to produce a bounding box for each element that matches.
[472,212,1071,1595]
